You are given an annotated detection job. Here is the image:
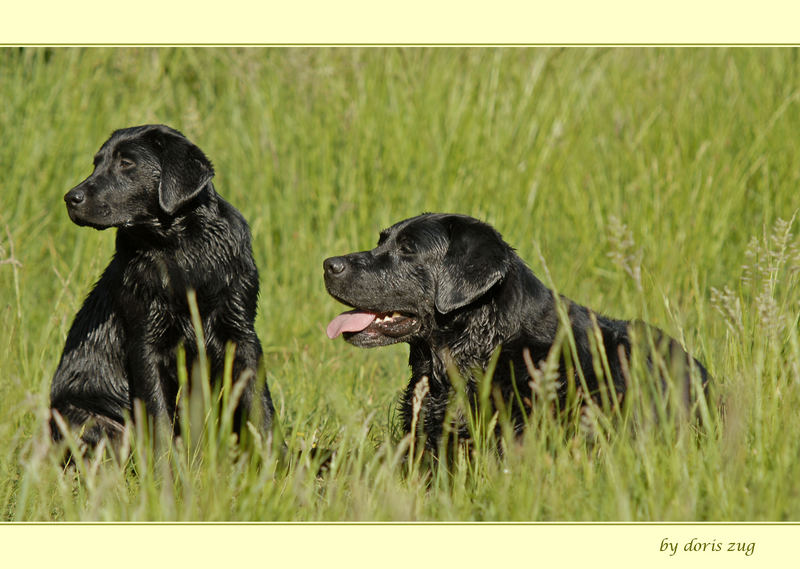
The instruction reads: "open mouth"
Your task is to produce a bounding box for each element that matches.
[326,309,420,346]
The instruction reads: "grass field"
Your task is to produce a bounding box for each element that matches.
[1,47,799,521]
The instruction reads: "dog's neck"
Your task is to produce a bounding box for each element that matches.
[116,184,219,251]
[422,257,561,380]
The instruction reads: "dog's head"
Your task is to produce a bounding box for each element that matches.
[63,124,214,230]
[324,213,513,347]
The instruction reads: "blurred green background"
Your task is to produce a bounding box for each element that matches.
[1,48,799,520]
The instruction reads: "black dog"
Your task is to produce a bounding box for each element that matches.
[50,124,273,449]
[324,213,710,450]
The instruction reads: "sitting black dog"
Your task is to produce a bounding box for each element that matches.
[324,213,710,450]
[50,124,273,449]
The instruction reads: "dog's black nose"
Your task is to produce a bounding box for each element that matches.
[64,189,85,207]
[323,256,347,276]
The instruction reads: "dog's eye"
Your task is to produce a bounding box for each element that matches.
[398,240,416,255]
[119,158,135,169]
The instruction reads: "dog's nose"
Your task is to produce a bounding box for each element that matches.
[323,256,347,276]
[64,189,85,207]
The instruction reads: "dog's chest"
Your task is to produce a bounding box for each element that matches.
[124,246,229,295]
[116,249,231,337]
[431,311,504,370]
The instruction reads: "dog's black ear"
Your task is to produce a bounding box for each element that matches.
[149,126,214,215]
[435,218,511,314]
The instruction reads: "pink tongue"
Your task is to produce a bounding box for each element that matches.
[326,310,378,339]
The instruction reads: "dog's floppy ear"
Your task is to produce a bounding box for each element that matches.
[434,218,511,314]
[149,126,214,215]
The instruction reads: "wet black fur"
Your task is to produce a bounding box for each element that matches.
[324,213,710,450]
[51,124,273,448]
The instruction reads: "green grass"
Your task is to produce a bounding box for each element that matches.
[2,47,800,521]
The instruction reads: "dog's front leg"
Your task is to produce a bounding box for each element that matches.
[228,336,272,434]
[127,337,173,441]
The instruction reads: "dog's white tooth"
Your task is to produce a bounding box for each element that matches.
[392,312,401,318]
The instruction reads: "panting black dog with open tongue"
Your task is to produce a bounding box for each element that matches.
[324,213,710,451]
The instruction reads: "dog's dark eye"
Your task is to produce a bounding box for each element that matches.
[398,239,416,255]
[119,158,135,169]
